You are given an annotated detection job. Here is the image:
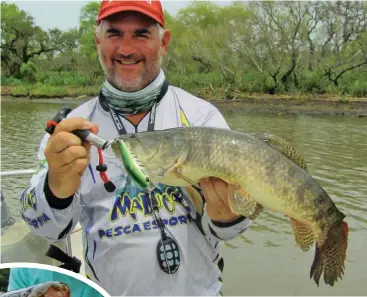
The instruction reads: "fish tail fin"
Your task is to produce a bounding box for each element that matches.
[310,221,349,286]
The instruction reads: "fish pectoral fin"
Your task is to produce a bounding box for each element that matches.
[289,217,315,251]
[161,151,189,176]
[228,185,264,220]
[173,168,201,188]
[158,162,201,187]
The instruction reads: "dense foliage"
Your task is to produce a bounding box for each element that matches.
[1,1,366,99]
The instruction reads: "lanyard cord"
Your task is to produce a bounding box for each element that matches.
[95,80,168,192]
[147,190,178,295]
[96,145,115,192]
[101,82,180,295]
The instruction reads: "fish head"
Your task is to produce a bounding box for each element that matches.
[111,130,184,171]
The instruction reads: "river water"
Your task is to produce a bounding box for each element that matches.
[1,100,367,295]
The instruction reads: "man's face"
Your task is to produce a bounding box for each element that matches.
[95,12,170,92]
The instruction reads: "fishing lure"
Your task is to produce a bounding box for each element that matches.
[118,140,154,191]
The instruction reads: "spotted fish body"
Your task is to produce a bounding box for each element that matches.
[111,126,348,287]
[0,282,70,297]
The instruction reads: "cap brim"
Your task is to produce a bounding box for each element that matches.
[97,5,163,27]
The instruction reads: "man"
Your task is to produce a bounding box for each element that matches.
[21,1,251,295]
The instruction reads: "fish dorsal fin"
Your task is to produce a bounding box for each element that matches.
[250,133,308,172]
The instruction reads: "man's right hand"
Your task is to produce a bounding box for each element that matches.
[44,118,99,199]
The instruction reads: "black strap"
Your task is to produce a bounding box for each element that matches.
[46,244,81,273]
[111,103,158,134]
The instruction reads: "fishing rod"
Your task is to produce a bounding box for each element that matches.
[0,168,76,267]
[0,169,36,177]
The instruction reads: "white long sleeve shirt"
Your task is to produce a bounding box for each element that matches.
[20,85,252,296]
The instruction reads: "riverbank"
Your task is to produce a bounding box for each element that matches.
[1,86,367,117]
[212,95,367,117]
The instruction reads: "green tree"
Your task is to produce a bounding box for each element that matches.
[317,1,367,86]
[78,1,103,85]
[1,0,366,98]
[1,2,58,78]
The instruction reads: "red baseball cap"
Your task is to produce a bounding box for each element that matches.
[97,0,165,28]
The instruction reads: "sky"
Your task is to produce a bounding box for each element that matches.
[7,0,230,31]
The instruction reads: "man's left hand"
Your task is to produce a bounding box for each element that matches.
[199,177,240,223]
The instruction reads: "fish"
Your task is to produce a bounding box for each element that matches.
[111,126,349,287]
[0,282,70,297]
